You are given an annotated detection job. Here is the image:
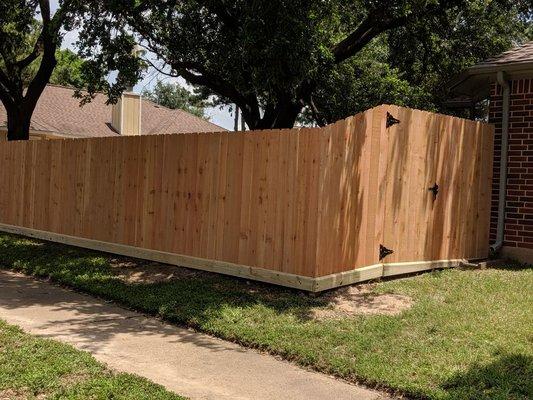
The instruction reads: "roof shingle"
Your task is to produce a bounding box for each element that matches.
[0,84,225,138]
[470,41,533,70]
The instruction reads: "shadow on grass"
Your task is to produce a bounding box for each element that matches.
[441,353,533,400]
[485,259,533,271]
[0,234,327,343]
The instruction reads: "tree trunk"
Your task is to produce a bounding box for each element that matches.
[6,106,31,141]
[5,46,57,141]
[251,101,303,130]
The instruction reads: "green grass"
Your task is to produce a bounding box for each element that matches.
[0,319,185,399]
[0,233,532,400]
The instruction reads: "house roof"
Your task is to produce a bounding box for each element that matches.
[449,41,533,98]
[470,41,533,70]
[0,84,225,138]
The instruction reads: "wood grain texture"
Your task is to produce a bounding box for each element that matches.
[0,106,494,284]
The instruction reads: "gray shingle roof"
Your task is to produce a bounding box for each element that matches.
[448,41,533,98]
[472,41,533,69]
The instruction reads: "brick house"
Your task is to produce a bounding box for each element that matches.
[450,41,533,264]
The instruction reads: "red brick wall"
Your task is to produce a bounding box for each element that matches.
[489,78,533,250]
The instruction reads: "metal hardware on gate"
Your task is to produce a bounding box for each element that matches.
[379,244,394,261]
[386,112,400,128]
[428,183,439,200]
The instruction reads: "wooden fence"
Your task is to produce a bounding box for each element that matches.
[0,105,494,291]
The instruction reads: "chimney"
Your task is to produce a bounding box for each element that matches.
[111,92,142,135]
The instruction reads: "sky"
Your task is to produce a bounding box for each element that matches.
[51,1,235,130]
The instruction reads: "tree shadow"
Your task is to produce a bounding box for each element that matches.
[0,233,332,352]
[441,353,532,400]
[479,258,533,271]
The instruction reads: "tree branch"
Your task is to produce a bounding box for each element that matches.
[0,63,17,97]
[16,0,54,70]
[332,12,409,64]
[0,81,14,108]
[142,56,179,78]
[15,0,72,70]
[39,0,51,24]
[16,35,43,70]
[24,0,58,109]
[173,62,260,125]
[309,96,326,127]
[198,0,240,31]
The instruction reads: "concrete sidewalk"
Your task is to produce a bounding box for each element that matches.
[0,270,390,400]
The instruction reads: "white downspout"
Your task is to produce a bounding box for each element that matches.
[490,71,510,254]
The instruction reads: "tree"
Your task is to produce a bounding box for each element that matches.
[0,1,142,141]
[21,48,88,88]
[300,37,430,124]
[76,0,531,129]
[306,0,531,123]
[387,0,532,116]
[49,49,88,88]
[142,80,208,118]
[0,1,70,140]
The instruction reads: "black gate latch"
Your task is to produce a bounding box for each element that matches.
[428,183,439,200]
[386,112,400,128]
[379,244,394,261]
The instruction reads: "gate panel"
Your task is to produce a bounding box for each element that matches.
[379,107,441,263]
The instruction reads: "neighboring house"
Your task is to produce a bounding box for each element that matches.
[450,41,533,264]
[0,84,224,140]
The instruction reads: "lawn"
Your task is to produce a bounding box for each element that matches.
[0,233,531,400]
[0,319,185,399]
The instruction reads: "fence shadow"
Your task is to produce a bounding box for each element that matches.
[440,353,532,400]
[485,261,533,271]
[0,234,331,352]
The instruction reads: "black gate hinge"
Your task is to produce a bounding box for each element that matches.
[379,244,394,261]
[386,112,400,128]
[428,183,439,200]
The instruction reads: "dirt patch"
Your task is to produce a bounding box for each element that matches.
[108,258,203,284]
[312,283,413,320]
[0,389,29,400]
[59,372,90,387]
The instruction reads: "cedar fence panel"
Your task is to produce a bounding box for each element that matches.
[0,105,494,291]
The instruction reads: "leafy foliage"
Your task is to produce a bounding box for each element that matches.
[142,80,208,119]
[301,39,430,124]
[50,49,88,87]
[0,1,78,140]
[22,48,89,88]
[387,0,533,113]
[0,1,141,139]
[77,0,532,128]
[308,0,532,122]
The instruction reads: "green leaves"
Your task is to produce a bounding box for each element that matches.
[76,0,531,128]
[142,80,208,118]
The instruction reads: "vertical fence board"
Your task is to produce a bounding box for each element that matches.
[0,105,494,284]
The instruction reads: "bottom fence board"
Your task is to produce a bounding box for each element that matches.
[0,223,479,292]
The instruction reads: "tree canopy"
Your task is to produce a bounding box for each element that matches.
[0,0,142,140]
[0,1,73,140]
[1,1,531,139]
[142,80,208,119]
[49,49,88,88]
[77,0,532,129]
[21,48,89,88]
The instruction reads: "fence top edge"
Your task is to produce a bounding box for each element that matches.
[0,104,493,146]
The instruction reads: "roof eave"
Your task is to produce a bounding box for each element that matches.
[449,61,533,98]
[466,61,533,76]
